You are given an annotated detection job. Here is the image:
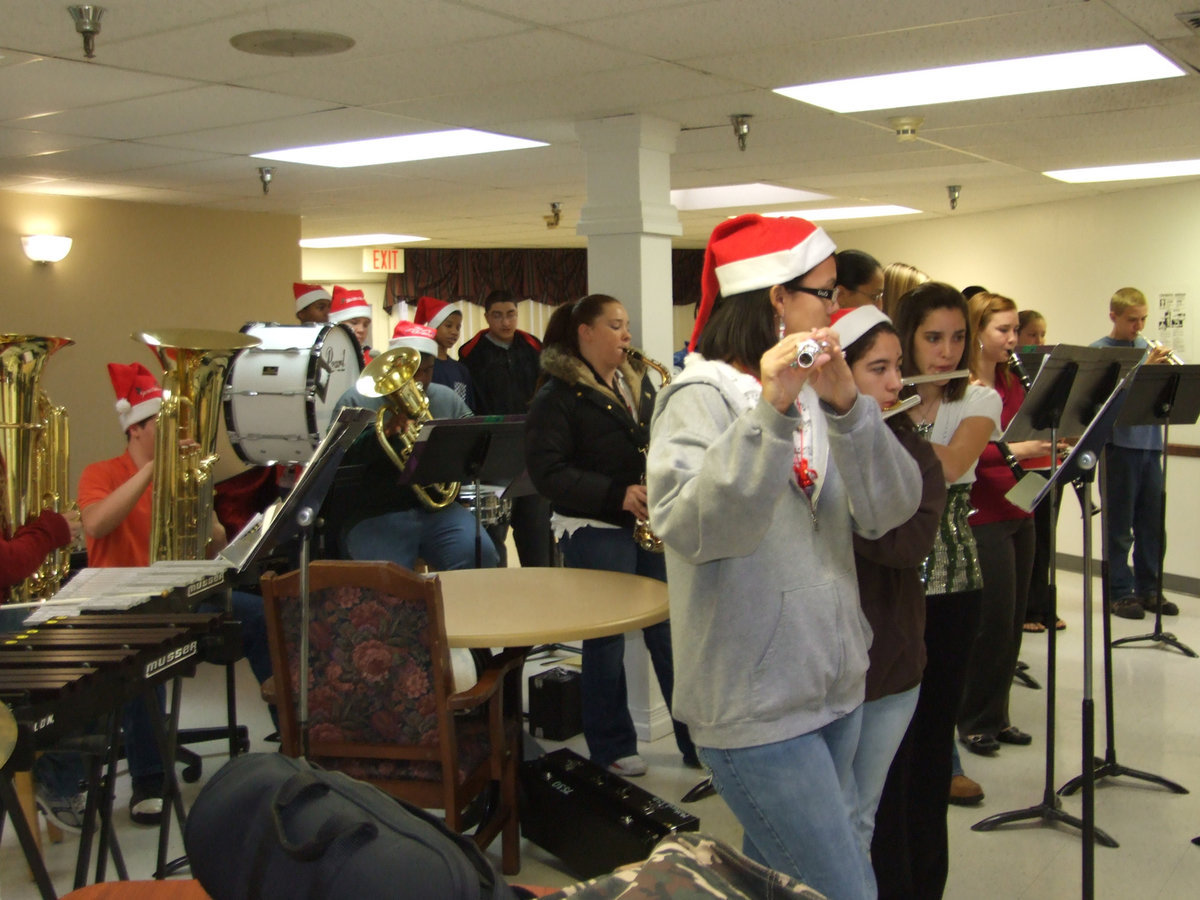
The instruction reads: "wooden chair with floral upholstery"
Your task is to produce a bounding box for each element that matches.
[260,560,523,875]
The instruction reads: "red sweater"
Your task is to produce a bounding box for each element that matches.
[969,369,1033,525]
[1,509,72,600]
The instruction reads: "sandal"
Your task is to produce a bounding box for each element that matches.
[1055,618,1067,630]
[1023,621,1047,633]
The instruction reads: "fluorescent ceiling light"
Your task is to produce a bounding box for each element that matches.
[774,45,1184,113]
[671,183,829,211]
[761,205,920,222]
[254,129,547,168]
[1044,158,1200,183]
[299,233,428,249]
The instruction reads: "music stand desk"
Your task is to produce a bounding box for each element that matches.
[437,568,667,648]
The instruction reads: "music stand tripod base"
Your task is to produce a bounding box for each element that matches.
[971,796,1118,848]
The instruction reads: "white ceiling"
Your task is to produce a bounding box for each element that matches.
[3,0,1200,248]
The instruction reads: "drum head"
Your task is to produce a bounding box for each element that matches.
[224,322,363,464]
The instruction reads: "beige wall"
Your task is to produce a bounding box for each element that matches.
[2,190,301,487]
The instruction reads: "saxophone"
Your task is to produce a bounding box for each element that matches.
[0,334,74,600]
[357,346,460,510]
[624,347,669,554]
[136,329,260,562]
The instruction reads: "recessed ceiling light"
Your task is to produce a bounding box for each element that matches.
[671,183,830,211]
[253,129,548,168]
[230,30,355,57]
[774,44,1184,113]
[1044,158,1200,183]
[761,205,920,222]
[299,233,428,249]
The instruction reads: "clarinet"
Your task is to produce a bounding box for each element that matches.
[995,350,1033,483]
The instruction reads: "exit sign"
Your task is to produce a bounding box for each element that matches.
[362,247,404,272]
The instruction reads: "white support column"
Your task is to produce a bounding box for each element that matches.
[575,114,681,743]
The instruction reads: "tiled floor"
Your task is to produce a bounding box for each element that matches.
[4,575,1199,899]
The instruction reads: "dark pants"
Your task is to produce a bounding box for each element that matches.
[872,589,982,900]
[1025,478,1064,624]
[558,525,694,767]
[959,518,1035,738]
[1103,445,1164,600]
[487,493,552,568]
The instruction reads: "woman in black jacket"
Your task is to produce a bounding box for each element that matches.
[525,294,695,777]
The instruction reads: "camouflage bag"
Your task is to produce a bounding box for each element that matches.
[536,832,826,900]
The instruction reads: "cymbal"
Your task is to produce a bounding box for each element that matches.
[0,701,16,770]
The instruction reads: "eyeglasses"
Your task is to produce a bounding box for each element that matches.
[845,286,885,303]
[790,285,841,304]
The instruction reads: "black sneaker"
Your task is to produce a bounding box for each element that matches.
[129,777,164,826]
[1142,595,1180,616]
[1110,596,1146,620]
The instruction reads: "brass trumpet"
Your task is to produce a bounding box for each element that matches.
[624,347,669,554]
[357,346,459,510]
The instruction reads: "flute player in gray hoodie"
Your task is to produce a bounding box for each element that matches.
[647,214,921,900]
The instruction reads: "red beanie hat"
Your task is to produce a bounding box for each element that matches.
[414,296,458,329]
[830,305,891,351]
[388,321,439,356]
[293,282,331,313]
[328,286,371,324]
[689,214,836,352]
[107,362,163,431]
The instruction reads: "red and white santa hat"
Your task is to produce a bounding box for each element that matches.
[328,286,371,324]
[293,282,332,313]
[830,305,892,351]
[388,321,439,356]
[689,214,836,351]
[107,362,163,431]
[414,295,458,329]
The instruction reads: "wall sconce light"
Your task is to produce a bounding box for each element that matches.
[22,235,73,263]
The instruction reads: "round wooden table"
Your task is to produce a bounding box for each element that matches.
[436,567,669,648]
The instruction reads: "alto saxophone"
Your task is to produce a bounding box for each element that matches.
[624,347,669,554]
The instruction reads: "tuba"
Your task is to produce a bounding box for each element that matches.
[136,329,259,562]
[625,347,669,554]
[357,346,459,510]
[1,334,74,600]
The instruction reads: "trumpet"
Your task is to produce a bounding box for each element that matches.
[624,347,668,554]
[1147,339,1184,365]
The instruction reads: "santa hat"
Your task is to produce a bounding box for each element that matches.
[293,282,331,313]
[414,296,458,329]
[690,214,836,351]
[388,321,438,356]
[107,362,163,431]
[328,286,371,324]
[830,305,892,351]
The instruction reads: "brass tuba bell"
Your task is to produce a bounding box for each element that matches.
[357,346,460,510]
[136,329,260,562]
[1,334,74,600]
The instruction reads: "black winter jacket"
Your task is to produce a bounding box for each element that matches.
[525,347,656,528]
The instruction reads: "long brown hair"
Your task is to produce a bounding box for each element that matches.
[968,292,1018,384]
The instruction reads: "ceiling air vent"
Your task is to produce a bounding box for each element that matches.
[1176,11,1200,32]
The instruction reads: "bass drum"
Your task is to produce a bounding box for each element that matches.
[223,322,363,464]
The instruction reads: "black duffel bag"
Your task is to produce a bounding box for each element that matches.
[185,753,518,900]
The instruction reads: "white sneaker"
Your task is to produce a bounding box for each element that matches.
[606,754,648,777]
[35,786,86,834]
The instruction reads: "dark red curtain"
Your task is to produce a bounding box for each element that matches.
[385,248,702,312]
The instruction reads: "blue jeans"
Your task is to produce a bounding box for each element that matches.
[345,503,498,571]
[853,685,919,855]
[558,525,694,766]
[699,709,875,900]
[1103,446,1164,600]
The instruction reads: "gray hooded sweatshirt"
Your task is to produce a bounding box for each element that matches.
[647,357,921,750]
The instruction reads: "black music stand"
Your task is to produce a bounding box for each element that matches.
[973,345,1140,868]
[401,416,527,570]
[1059,365,1196,803]
[1107,363,1200,657]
